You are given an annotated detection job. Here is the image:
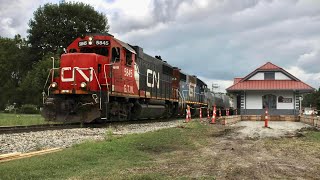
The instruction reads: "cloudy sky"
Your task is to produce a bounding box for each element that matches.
[1,0,320,92]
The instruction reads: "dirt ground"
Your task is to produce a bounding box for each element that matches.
[129,121,320,179]
[232,121,311,139]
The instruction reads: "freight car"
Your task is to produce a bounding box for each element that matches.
[42,33,228,123]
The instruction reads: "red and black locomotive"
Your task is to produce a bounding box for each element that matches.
[42,33,227,123]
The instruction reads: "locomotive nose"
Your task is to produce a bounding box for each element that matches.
[58,53,102,93]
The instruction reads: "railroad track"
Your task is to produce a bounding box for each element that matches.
[0,123,85,134]
[0,119,178,134]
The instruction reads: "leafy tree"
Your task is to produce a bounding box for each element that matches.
[28,2,110,56]
[20,53,60,106]
[302,88,320,110]
[0,36,33,109]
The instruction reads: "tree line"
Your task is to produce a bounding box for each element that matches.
[302,88,320,111]
[1,2,319,112]
[0,2,109,110]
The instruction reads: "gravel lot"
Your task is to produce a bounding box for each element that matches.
[231,121,311,139]
[0,120,183,154]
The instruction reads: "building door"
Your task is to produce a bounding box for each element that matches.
[262,94,277,109]
[237,94,241,109]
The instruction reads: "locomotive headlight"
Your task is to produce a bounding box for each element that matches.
[88,36,93,45]
[51,82,58,88]
[80,82,87,88]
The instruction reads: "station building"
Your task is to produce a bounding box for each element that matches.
[226,62,314,115]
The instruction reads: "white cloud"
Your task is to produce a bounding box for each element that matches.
[297,41,320,73]
[0,0,319,90]
[286,66,320,89]
[197,76,233,93]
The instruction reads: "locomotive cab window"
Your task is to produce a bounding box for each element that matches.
[80,47,109,57]
[125,49,133,66]
[112,47,120,63]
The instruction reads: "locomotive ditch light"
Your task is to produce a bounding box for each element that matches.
[51,82,58,88]
[80,82,87,88]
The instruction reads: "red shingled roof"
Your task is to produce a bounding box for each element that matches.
[234,78,242,84]
[227,62,314,92]
[227,80,314,91]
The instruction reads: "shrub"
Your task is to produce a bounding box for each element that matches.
[19,104,39,114]
[4,104,17,113]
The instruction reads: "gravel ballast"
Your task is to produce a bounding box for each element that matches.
[0,120,183,154]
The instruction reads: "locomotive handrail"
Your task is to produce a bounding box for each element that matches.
[177,89,185,102]
[43,68,60,100]
[177,89,185,108]
[181,90,189,101]
[92,69,102,110]
[103,63,113,86]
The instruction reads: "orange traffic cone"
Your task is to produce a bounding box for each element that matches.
[185,105,191,123]
[211,105,216,124]
[264,108,268,128]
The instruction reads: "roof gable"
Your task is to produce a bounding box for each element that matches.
[240,62,299,82]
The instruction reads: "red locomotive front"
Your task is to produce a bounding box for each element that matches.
[43,34,140,122]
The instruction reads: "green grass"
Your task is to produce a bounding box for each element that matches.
[0,113,54,126]
[0,122,210,180]
[305,130,320,141]
[1,121,319,179]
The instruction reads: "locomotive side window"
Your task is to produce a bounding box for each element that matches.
[112,47,120,62]
[180,73,186,81]
[125,49,133,66]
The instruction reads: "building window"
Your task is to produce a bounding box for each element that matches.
[262,94,277,109]
[264,72,275,80]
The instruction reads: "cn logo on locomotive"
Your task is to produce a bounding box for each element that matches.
[61,67,94,82]
[146,69,160,89]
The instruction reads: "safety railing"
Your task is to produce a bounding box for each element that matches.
[43,68,60,104]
